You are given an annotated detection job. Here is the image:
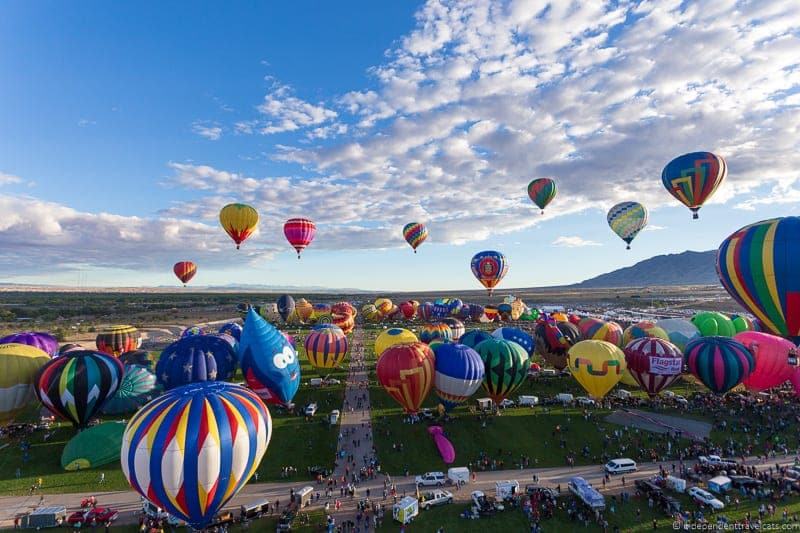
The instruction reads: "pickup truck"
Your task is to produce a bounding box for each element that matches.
[698,455,738,468]
[420,490,453,510]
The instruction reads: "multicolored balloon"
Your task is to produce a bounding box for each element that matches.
[119,349,155,369]
[96,325,141,356]
[181,325,206,338]
[692,312,735,337]
[277,295,295,323]
[434,343,484,410]
[239,309,300,405]
[534,321,581,370]
[717,217,800,342]
[420,322,453,345]
[622,321,669,347]
[735,331,796,392]
[459,329,493,350]
[35,350,125,428]
[492,327,534,355]
[527,178,557,214]
[219,203,259,249]
[219,322,243,342]
[376,342,435,413]
[0,332,58,357]
[284,217,316,259]
[623,338,683,397]
[403,222,429,253]
[0,343,51,422]
[156,335,237,390]
[441,318,465,341]
[361,304,381,322]
[375,328,418,357]
[121,381,270,531]
[417,302,434,322]
[655,318,701,352]
[468,304,485,322]
[684,336,755,394]
[375,298,393,316]
[173,261,197,286]
[101,364,158,415]
[568,340,626,399]
[661,152,726,219]
[470,251,509,295]
[607,201,648,249]
[304,325,348,369]
[475,338,529,404]
[578,318,623,347]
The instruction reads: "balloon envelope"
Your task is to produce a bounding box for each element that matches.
[305,325,349,369]
[607,202,647,249]
[219,203,259,249]
[62,421,126,471]
[623,338,683,396]
[655,318,700,352]
[470,251,509,295]
[528,178,557,213]
[173,261,197,285]
[578,318,623,347]
[284,218,316,258]
[101,364,158,415]
[375,328,418,357]
[662,152,726,218]
[622,321,669,346]
[568,340,626,399]
[475,339,529,403]
[239,309,300,405]
[434,343,484,410]
[420,322,453,345]
[0,343,51,422]
[735,331,796,392]
[684,337,755,394]
[96,325,141,356]
[535,321,581,370]
[403,222,428,252]
[156,335,237,390]
[492,327,534,355]
[218,322,243,342]
[376,342,435,413]
[0,332,58,357]
[692,312,735,337]
[459,329,493,350]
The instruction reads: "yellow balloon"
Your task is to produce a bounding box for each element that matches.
[0,343,51,422]
[551,312,568,322]
[295,299,314,323]
[361,304,381,322]
[374,328,418,357]
[374,298,393,316]
[219,203,259,249]
[567,340,626,399]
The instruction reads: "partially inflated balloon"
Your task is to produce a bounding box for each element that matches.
[375,328,418,357]
[623,338,683,397]
[692,312,735,337]
[403,222,428,253]
[492,327,534,355]
[305,325,348,369]
[441,318,465,341]
[0,332,58,357]
[101,364,158,415]
[459,329,493,350]
[399,301,417,320]
[35,350,125,428]
[277,295,295,322]
[420,322,453,344]
[684,337,754,394]
[295,299,314,323]
[375,298,393,316]
[239,309,300,405]
[173,261,197,286]
[527,178,557,214]
[119,349,155,369]
[475,339,529,403]
[471,251,509,295]
[156,335,237,390]
[622,321,669,346]
[219,322,243,342]
[96,325,141,356]
[0,344,50,422]
[735,332,796,392]
[661,152,726,219]
[468,304,485,322]
[578,318,623,347]
[655,319,701,352]
[731,315,754,334]
[376,342,435,413]
[220,203,259,249]
[417,303,434,322]
[607,202,647,249]
[284,217,316,258]
[121,381,270,531]
[535,321,581,370]
[568,340,626,399]
[361,304,381,322]
[434,343,484,410]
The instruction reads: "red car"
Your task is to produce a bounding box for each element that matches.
[67,507,119,526]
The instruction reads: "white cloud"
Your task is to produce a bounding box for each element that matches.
[643,225,667,232]
[77,119,96,127]
[192,122,223,140]
[0,172,22,186]
[256,82,338,135]
[552,236,602,248]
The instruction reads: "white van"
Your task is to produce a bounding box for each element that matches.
[518,395,539,407]
[615,389,631,400]
[556,393,574,404]
[604,458,637,475]
[447,467,470,485]
[540,369,558,377]
[329,410,340,425]
[476,398,493,411]
[309,378,323,387]
[304,403,318,416]
[495,480,520,501]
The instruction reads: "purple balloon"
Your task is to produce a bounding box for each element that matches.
[0,331,58,356]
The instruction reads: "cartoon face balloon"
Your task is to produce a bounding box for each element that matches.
[239,309,300,405]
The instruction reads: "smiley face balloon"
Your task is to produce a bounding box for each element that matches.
[238,308,300,405]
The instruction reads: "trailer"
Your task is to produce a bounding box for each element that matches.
[568,477,605,511]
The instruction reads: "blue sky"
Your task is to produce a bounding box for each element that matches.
[1,1,799,291]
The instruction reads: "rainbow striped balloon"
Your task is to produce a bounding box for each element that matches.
[121,382,270,530]
[684,336,755,394]
[304,325,349,369]
[527,178,557,214]
[283,217,316,259]
[420,322,453,345]
[662,152,726,219]
[717,217,800,342]
[403,222,428,253]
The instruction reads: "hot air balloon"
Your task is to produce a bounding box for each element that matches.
[623,338,683,396]
[375,328,418,357]
[62,421,125,471]
[375,298,393,316]
[59,343,84,356]
[432,300,450,319]
[239,309,300,405]
[735,331,796,392]
[219,203,259,249]
[376,342,435,413]
[459,330,493,350]
[121,381,270,531]
[655,318,700,352]
[173,261,197,286]
[467,304,485,322]
[474,338,529,404]
[0,332,58,357]
[101,364,158,415]
[622,321,669,347]
[440,318,465,341]
[471,251,509,295]
[35,350,125,428]
[403,222,428,253]
[156,335,237,390]
[331,301,356,318]
[568,340,626,399]
[219,322,243,342]
[731,315,754,334]
[417,302,434,322]
[119,349,155,369]
[447,299,463,316]
[361,304,381,322]
[527,178,557,214]
[607,202,648,249]
[181,325,206,338]
[492,327,534,355]
[295,298,314,323]
[277,295,295,323]
[684,337,755,394]
[305,325,349,369]
[578,318,623,347]
[434,343,484,410]
[420,322,453,345]
[332,313,355,334]
[399,301,417,320]
[661,152,726,219]
[284,217,316,258]
[716,217,800,342]
[692,312,735,337]
[96,325,141,356]
[534,321,581,370]
[0,343,50,422]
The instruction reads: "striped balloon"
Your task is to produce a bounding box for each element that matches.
[403,222,428,253]
[121,382,270,530]
[96,325,141,356]
[441,318,465,341]
[420,322,453,344]
[35,350,125,428]
[283,218,316,259]
[624,338,683,397]
[459,329,493,350]
[470,250,509,295]
[662,152,726,219]
[717,217,800,342]
[434,343,484,410]
[527,178,557,214]
[607,201,648,249]
[376,342,435,413]
[579,318,623,347]
[173,261,197,286]
[417,302,434,322]
[304,325,348,369]
[684,337,755,394]
[475,338,529,403]
[622,321,669,347]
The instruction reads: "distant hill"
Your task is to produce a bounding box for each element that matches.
[574,250,718,288]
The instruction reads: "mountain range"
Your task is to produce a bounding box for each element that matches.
[574,250,718,288]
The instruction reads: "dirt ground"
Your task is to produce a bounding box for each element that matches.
[605,408,712,441]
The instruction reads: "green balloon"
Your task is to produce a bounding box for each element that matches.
[474,338,529,404]
[731,315,753,334]
[61,422,126,470]
[692,311,736,337]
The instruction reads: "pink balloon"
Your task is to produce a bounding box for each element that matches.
[735,331,795,392]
